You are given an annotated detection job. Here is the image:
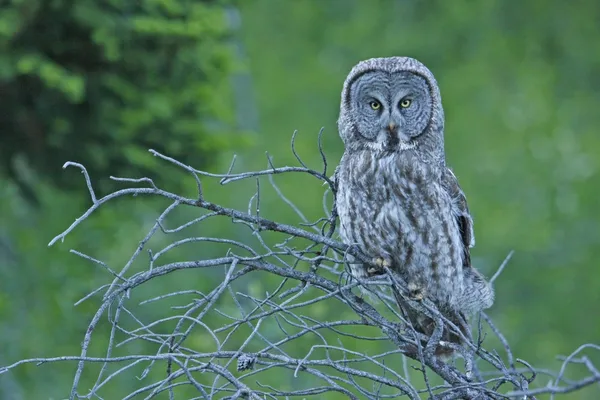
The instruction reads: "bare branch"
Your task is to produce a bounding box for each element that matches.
[5,130,597,399]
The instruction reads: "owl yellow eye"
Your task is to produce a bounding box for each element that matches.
[369,100,381,110]
[399,98,412,108]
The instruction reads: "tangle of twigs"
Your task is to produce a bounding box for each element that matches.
[2,130,598,399]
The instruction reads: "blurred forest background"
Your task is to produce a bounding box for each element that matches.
[1,0,599,398]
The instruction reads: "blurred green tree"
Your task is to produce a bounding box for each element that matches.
[0,0,240,204]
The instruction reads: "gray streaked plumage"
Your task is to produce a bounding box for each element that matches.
[335,57,493,353]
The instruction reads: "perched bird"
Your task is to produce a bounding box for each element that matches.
[334,56,494,355]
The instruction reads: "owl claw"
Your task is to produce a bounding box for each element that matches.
[375,257,392,268]
[368,257,391,276]
[407,282,426,301]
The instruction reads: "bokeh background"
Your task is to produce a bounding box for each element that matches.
[1,0,599,398]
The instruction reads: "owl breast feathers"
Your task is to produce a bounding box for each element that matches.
[335,56,494,351]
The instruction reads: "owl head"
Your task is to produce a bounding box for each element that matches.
[338,57,445,163]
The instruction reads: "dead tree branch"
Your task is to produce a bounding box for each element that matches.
[2,130,598,399]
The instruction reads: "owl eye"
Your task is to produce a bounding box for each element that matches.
[399,98,412,108]
[369,100,381,110]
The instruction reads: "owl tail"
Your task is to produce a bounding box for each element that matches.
[393,291,471,358]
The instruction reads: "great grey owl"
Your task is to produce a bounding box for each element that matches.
[335,57,494,355]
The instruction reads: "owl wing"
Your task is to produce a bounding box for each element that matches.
[441,167,475,268]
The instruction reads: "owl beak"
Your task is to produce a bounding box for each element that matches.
[387,123,411,146]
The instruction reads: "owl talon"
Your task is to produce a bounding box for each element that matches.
[410,292,425,301]
[407,282,426,301]
[375,257,392,268]
[368,257,391,276]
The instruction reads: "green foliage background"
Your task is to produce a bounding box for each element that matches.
[1,0,599,398]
